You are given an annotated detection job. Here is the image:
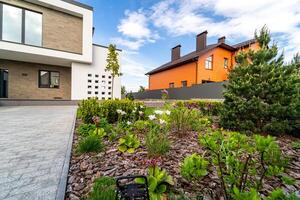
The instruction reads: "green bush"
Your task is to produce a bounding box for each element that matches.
[77,98,101,124]
[77,135,104,154]
[180,153,209,181]
[220,26,300,135]
[77,123,96,137]
[118,133,140,153]
[99,99,145,123]
[199,130,287,199]
[133,120,150,133]
[191,117,212,131]
[90,176,115,200]
[170,106,201,136]
[146,125,170,156]
[292,140,300,149]
[135,165,174,200]
[176,100,223,116]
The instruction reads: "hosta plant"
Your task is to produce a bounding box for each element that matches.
[118,133,140,153]
[180,153,209,181]
[90,127,106,138]
[135,161,174,200]
[77,123,96,137]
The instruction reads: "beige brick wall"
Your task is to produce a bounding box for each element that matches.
[0,0,83,54]
[0,59,71,100]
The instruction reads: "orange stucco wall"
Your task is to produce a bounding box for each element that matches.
[197,47,233,83]
[149,62,197,90]
[148,42,260,90]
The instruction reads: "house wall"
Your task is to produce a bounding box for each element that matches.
[71,45,122,100]
[0,0,83,54]
[0,59,71,99]
[197,47,233,83]
[148,62,197,90]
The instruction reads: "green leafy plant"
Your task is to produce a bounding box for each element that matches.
[170,106,201,136]
[99,99,145,123]
[281,175,296,186]
[292,140,300,149]
[146,124,170,156]
[180,153,209,181]
[133,120,150,133]
[191,117,212,131]
[90,176,116,200]
[77,135,104,154]
[265,188,300,200]
[77,123,96,137]
[176,100,223,116]
[77,98,101,124]
[220,26,300,135]
[199,130,286,200]
[135,163,174,200]
[118,133,140,153]
[90,127,106,138]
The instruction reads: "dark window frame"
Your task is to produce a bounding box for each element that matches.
[38,70,60,89]
[181,80,187,87]
[169,82,174,88]
[0,2,43,46]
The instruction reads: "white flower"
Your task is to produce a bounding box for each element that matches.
[149,115,156,120]
[139,111,144,115]
[127,121,132,125]
[116,109,122,114]
[121,111,127,115]
[154,110,164,115]
[165,110,171,115]
[140,105,144,109]
[159,119,166,124]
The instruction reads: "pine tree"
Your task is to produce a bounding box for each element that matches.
[105,44,122,99]
[221,26,300,135]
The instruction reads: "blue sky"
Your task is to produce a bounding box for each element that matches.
[78,0,300,92]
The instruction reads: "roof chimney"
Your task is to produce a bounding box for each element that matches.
[218,36,225,43]
[196,31,207,51]
[171,45,181,61]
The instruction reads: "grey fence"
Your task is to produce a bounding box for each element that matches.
[133,81,228,100]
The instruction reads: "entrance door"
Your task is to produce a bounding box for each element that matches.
[0,69,8,98]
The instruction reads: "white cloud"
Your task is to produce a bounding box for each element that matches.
[115,9,159,50]
[149,0,300,59]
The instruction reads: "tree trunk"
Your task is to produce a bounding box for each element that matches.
[111,76,114,99]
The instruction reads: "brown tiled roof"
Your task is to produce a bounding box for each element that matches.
[232,39,256,49]
[146,43,236,75]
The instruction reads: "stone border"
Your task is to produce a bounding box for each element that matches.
[55,109,77,200]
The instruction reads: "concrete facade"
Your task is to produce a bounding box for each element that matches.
[0,59,71,100]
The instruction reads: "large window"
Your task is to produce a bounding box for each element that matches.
[205,55,213,69]
[224,58,228,69]
[0,3,42,46]
[181,80,187,87]
[39,70,60,88]
[2,4,22,43]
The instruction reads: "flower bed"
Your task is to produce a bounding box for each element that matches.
[66,99,300,200]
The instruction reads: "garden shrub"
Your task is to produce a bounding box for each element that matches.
[77,135,104,154]
[199,130,288,200]
[133,120,150,134]
[118,133,140,153]
[77,123,96,137]
[90,176,116,200]
[170,106,201,136]
[180,153,209,181]
[176,100,223,116]
[146,124,170,156]
[99,99,145,123]
[292,140,300,149]
[135,160,174,200]
[220,26,300,135]
[77,98,101,124]
[191,117,212,131]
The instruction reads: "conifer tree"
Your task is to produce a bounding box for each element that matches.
[221,26,300,135]
[106,44,122,99]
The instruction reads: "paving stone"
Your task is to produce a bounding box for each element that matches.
[0,106,76,200]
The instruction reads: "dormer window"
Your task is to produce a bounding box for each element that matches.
[205,55,213,69]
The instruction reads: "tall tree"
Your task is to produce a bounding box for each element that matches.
[138,86,145,92]
[221,26,300,135]
[106,44,122,99]
[121,86,127,96]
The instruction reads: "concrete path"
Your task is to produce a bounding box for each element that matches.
[0,106,77,200]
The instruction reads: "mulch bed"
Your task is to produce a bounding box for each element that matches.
[65,119,300,200]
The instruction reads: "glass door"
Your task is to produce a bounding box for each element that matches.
[0,69,8,98]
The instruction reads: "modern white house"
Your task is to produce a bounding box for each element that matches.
[0,0,121,100]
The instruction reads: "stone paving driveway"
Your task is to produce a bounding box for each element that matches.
[0,106,77,200]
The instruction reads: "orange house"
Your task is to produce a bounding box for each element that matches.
[146,31,259,90]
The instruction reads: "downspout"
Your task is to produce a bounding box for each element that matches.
[195,60,198,84]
